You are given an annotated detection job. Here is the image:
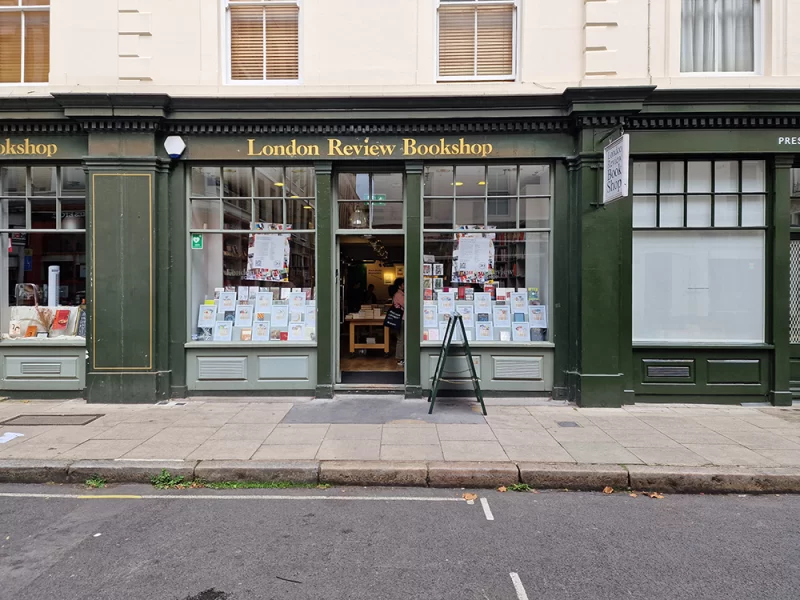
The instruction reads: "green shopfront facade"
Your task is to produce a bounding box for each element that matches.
[1,88,799,407]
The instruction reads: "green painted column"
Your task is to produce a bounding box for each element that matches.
[315,162,334,398]
[551,161,571,399]
[84,131,170,403]
[405,162,423,397]
[167,159,188,397]
[771,156,793,406]
[570,136,626,407]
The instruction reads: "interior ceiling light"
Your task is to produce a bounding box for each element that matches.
[478,181,486,185]
[275,182,285,187]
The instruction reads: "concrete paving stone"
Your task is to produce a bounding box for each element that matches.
[263,424,330,445]
[209,423,276,442]
[170,414,238,428]
[627,446,711,467]
[68,460,196,484]
[750,449,800,466]
[560,442,643,465]
[0,441,79,458]
[490,428,560,447]
[120,412,185,424]
[17,427,110,445]
[684,444,777,467]
[122,441,204,460]
[533,415,595,429]
[228,406,293,424]
[761,429,800,441]
[381,426,439,446]
[428,461,519,488]
[0,426,55,444]
[718,431,800,450]
[627,464,800,494]
[585,417,653,430]
[93,423,165,441]
[320,460,426,486]
[379,444,444,461]
[484,414,543,429]
[502,445,576,463]
[548,426,616,443]
[693,417,763,433]
[605,431,682,449]
[0,459,71,483]
[518,463,628,490]
[316,439,381,460]
[325,424,382,440]
[440,440,509,462]
[574,407,631,416]
[436,424,496,441]
[251,444,321,460]
[488,406,537,416]
[187,439,262,460]
[624,406,675,413]
[147,427,219,445]
[739,416,799,429]
[60,439,142,460]
[656,428,733,445]
[194,460,318,483]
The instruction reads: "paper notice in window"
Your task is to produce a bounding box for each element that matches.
[249,234,286,271]
[456,237,490,273]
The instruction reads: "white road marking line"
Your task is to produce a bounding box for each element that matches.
[509,572,530,600]
[480,497,494,520]
[0,492,465,502]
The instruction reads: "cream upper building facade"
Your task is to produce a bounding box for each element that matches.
[0,0,797,97]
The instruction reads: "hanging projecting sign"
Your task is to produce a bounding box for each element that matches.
[603,133,630,205]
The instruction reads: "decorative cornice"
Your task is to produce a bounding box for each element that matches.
[162,119,572,136]
[0,121,82,134]
[627,115,800,130]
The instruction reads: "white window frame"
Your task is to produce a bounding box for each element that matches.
[679,0,762,76]
[435,0,519,83]
[0,0,50,86]
[223,0,303,86]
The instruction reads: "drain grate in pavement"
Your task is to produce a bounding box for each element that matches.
[557,421,581,428]
[0,414,103,426]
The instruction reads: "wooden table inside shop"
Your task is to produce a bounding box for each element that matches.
[349,319,390,354]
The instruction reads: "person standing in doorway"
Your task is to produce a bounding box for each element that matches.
[364,283,378,305]
[390,278,405,366]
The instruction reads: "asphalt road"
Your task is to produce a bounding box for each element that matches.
[0,484,798,600]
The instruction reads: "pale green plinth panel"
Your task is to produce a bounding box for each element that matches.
[0,344,87,391]
[187,347,316,391]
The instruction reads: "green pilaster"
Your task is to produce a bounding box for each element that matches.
[167,159,188,397]
[315,162,334,398]
[551,160,571,398]
[85,132,169,404]
[405,162,423,397]
[771,156,793,406]
[571,133,625,407]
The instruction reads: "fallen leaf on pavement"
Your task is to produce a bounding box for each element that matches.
[603,486,614,494]
[629,493,638,498]
[463,493,478,501]
[497,486,507,493]
[648,492,665,499]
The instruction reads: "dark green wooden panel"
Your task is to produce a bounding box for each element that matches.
[707,359,761,384]
[90,173,153,370]
[314,163,334,398]
[642,359,695,384]
[405,163,422,396]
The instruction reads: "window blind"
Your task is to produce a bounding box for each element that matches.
[24,9,48,82]
[438,3,514,79]
[230,2,299,81]
[0,12,22,83]
[0,1,49,83]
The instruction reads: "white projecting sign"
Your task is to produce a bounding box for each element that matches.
[603,133,630,205]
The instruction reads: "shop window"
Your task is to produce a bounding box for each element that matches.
[0,0,49,84]
[189,166,316,343]
[422,164,551,344]
[437,0,516,81]
[632,160,766,343]
[0,166,86,341]
[680,0,759,73]
[227,0,299,82]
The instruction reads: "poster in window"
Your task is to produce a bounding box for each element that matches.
[198,305,217,328]
[235,304,254,327]
[253,321,271,341]
[476,322,494,341]
[218,292,236,312]
[271,305,289,326]
[493,305,511,328]
[256,291,274,311]
[213,322,233,342]
[437,291,455,315]
[452,226,495,284]
[512,323,531,342]
[288,323,305,341]
[423,304,438,328]
[288,292,306,310]
[456,303,475,327]
[474,292,492,314]
[246,223,292,282]
[510,292,527,312]
[305,306,316,327]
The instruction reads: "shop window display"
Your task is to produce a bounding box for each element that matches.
[632,160,766,343]
[0,166,87,341]
[189,166,316,343]
[422,164,551,343]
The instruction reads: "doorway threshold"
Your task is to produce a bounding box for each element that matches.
[334,384,405,394]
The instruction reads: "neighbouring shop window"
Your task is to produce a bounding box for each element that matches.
[337,172,403,230]
[0,0,49,84]
[227,0,299,82]
[0,165,87,341]
[422,164,551,343]
[681,0,759,73]
[189,166,316,343]
[437,0,516,81]
[632,160,766,343]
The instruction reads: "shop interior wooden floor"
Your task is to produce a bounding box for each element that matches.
[340,353,403,372]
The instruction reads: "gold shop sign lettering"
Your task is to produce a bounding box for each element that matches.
[247,137,494,158]
[0,138,58,157]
